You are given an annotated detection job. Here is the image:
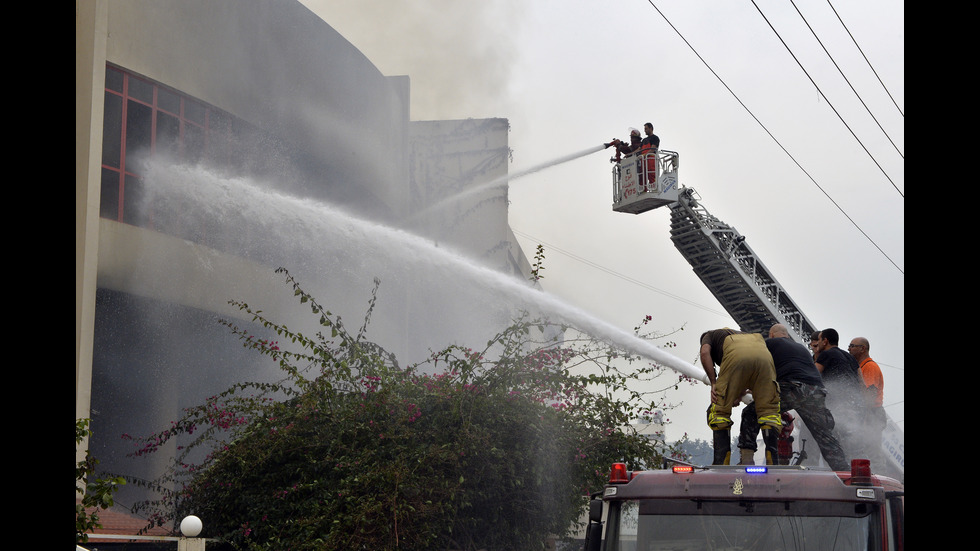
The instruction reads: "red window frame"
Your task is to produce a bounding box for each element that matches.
[100,65,224,226]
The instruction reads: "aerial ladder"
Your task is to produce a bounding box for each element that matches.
[612,148,816,342]
[610,148,902,477]
[668,188,818,342]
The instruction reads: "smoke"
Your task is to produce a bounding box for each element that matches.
[300,0,527,120]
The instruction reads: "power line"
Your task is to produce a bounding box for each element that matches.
[642,0,904,275]
[512,229,906,374]
[788,0,904,159]
[750,0,904,197]
[825,0,905,118]
[876,360,903,372]
[511,228,730,318]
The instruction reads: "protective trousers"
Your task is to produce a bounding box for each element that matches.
[707,333,781,431]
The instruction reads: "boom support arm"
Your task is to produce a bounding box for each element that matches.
[668,188,817,343]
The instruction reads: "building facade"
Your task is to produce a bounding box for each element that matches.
[76,0,532,504]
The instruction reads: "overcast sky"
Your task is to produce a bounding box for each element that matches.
[301,0,904,442]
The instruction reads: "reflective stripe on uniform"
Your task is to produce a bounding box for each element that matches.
[707,403,733,429]
[758,412,783,429]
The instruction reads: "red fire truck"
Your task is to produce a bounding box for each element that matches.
[583,459,904,551]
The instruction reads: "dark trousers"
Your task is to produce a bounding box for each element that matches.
[738,381,849,471]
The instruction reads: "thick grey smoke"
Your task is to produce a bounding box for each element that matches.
[301,0,527,120]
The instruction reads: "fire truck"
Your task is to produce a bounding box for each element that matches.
[609,148,904,478]
[582,459,904,550]
[580,149,906,549]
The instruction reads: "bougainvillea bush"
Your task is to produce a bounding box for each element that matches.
[130,268,689,550]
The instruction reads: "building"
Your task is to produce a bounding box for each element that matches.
[76,0,533,509]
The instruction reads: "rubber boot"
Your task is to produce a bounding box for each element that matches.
[712,429,732,465]
[761,427,779,466]
[739,448,756,466]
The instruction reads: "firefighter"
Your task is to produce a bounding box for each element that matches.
[700,328,781,465]
[735,324,849,470]
[604,129,642,163]
[640,122,660,152]
[639,123,660,190]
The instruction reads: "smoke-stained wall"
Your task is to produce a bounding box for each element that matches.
[105,0,410,216]
[299,0,526,123]
[77,0,533,512]
[409,118,515,271]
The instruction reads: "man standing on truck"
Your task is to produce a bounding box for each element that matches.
[849,336,886,469]
[737,324,849,470]
[814,328,867,462]
[809,330,822,360]
[700,328,781,465]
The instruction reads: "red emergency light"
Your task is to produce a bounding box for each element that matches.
[850,459,873,485]
[609,462,631,483]
[671,465,694,474]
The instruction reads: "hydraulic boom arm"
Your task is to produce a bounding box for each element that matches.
[667,187,817,343]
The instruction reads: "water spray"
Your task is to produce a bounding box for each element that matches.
[406,143,607,227]
[141,160,708,385]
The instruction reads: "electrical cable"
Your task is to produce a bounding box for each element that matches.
[642,0,903,275]
[825,0,905,118]
[511,228,730,318]
[512,228,906,375]
[750,0,904,197]
[788,0,904,159]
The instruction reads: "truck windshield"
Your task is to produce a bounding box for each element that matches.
[608,499,879,551]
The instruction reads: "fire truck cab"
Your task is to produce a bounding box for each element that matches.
[612,150,680,214]
[583,459,904,551]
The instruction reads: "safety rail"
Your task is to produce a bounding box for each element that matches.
[667,187,817,342]
[612,150,679,214]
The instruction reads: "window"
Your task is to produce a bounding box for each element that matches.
[99,65,279,238]
[101,66,213,227]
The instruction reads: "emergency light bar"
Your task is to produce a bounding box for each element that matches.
[609,462,630,483]
[668,465,767,474]
[850,459,873,485]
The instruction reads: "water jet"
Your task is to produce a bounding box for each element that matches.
[140,158,707,383]
[406,144,607,228]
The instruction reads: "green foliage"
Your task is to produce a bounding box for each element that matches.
[530,244,546,283]
[76,418,126,544]
[131,268,689,550]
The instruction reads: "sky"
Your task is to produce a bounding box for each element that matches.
[299,0,904,443]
